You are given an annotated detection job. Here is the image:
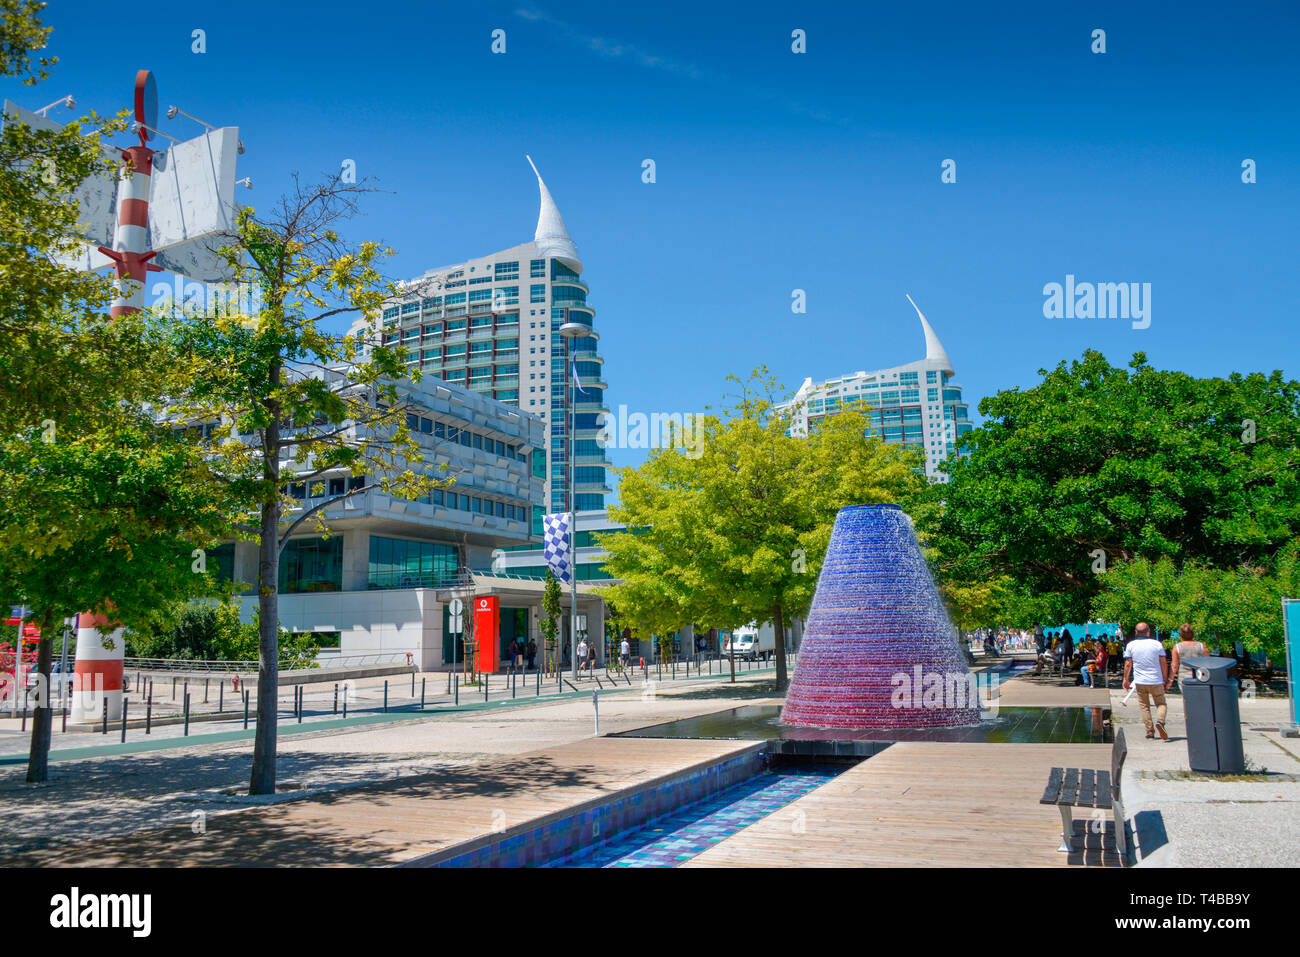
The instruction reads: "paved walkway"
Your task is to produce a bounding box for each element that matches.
[0,670,784,865]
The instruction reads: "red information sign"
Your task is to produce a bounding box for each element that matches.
[474,596,499,673]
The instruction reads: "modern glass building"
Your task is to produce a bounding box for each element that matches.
[372,158,611,524]
[780,296,973,481]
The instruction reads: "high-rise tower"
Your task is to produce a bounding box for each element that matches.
[780,297,973,481]
[377,159,611,531]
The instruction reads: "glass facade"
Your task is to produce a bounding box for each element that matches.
[279,537,343,593]
[368,536,458,589]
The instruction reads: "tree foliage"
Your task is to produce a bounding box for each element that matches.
[601,368,925,690]
[127,600,320,668]
[927,351,1300,623]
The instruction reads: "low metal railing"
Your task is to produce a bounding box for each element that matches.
[123,652,411,673]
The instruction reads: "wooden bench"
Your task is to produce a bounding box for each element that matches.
[1039,727,1128,859]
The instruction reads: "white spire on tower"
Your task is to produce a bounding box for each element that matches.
[905,294,954,375]
[525,154,581,273]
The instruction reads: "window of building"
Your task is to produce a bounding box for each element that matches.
[279,537,343,594]
[368,536,457,590]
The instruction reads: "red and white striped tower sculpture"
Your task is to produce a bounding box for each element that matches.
[70,71,161,723]
[69,613,126,724]
[97,69,163,317]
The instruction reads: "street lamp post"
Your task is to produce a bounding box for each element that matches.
[559,312,590,680]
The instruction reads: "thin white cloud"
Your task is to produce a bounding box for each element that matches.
[514,6,848,125]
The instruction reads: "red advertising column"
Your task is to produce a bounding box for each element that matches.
[474,597,500,673]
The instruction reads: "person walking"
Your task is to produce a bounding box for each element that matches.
[1124,623,1170,740]
[1168,624,1207,691]
[619,636,630,669]
[576,636,589,675]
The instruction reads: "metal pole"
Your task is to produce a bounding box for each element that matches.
[568,335,580,683]
[121,698,128,742]
[218,681,223,714]
[484,672,488,702]
[297,685,303,723]
[420,677,425,710]
[342,685,348,720]
[454,674,458,706]
[146,695,151,735]
[102,697,108,734]
[203,677,209,704]
[333,683,338,714]
[183,692,190,736]
[383,680,388,713]
[411,671,415,697]
[243,689,249,730]
[593,690,599,737]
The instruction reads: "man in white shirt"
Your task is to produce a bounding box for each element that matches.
[576,638,588,674]
[619,638,630,668]
[1124,622,1170,740]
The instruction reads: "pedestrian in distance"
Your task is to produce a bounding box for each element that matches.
[1168,624,1207,691]
[1124,623,1170,740]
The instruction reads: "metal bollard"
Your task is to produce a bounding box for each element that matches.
[411,671,415,697]
[102,697,108,734]
[512,668,517,699]
[61,700,67,733]
[219,682,223,714]
[146,696,151,735]
[383,680,388,713]
[484,673,488,702]
[593,690,600,737]
[454,675,459,706]
[183,692,190,736]
[21,689,29,731]
[420,677,426,710]
[243,689,249,730]
[333,683,338,715]
[203,677,209,704]
[172,676,176,699]
[297,686,303,724]
[343,688,348,720]
[537,666,541,696]
[121,698,128,742]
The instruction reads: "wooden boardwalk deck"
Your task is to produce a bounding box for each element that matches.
[685,742,1121,868]
[10,737,753,868]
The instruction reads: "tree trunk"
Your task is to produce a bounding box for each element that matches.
[24,611,56,784]
[773,605,788,692]
[249,497,281,795]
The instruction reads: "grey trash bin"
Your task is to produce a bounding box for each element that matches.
[1180,656,1245,774]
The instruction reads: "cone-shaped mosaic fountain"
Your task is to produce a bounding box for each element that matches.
[782,504,982,730]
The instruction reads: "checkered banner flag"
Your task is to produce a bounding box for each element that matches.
[542,512,574,585]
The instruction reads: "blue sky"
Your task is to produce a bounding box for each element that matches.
[10,0,1300,477]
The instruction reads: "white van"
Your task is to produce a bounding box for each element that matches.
[723,624,776,662]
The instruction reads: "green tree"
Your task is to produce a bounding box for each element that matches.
[927,351,1300,621]
[166,177,450,793]
[1092,541,1300,660]
[540,569,561,673]
[127,600,320,667]
[0,427,234,782]
[601,368,924,691]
